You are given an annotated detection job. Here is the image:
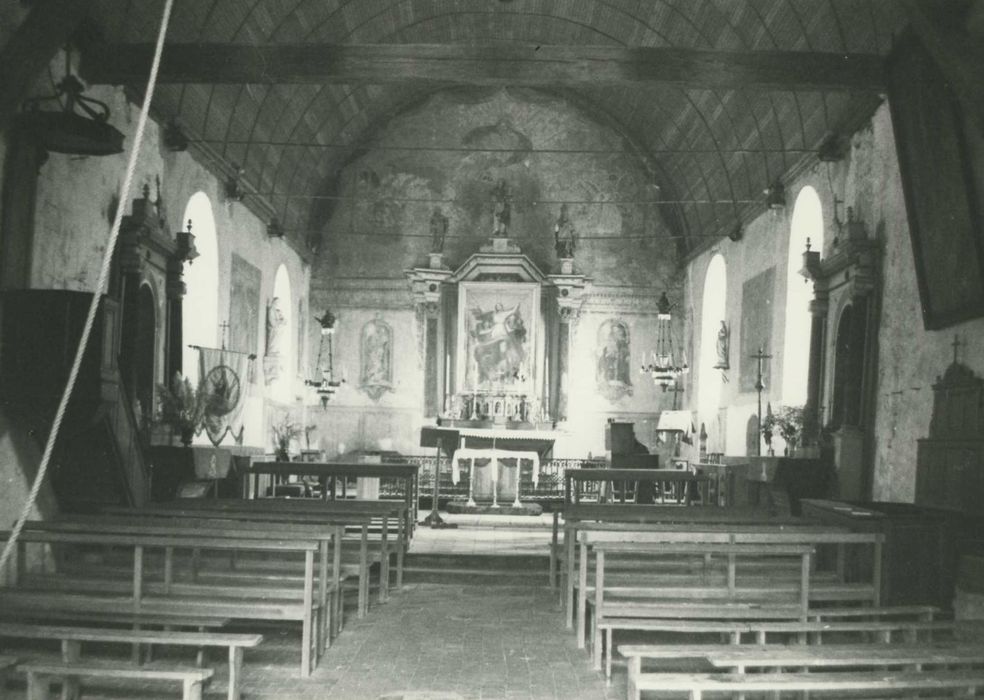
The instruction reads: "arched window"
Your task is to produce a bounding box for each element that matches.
[181,192,219,385]
[698,254,727,453]
[782,186,823,406]
[269,264,293,402]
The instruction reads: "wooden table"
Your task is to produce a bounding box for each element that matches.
[248,461,419,535]
[563,468,707,505]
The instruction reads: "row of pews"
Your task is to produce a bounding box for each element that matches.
[0,495,409,699]
[555,502,984,698]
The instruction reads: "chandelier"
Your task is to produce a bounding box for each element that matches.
[305,310,344,408]
[641,292,689,391]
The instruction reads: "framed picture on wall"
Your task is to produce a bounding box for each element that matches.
[888,32,984,329]
[456,282,539,394]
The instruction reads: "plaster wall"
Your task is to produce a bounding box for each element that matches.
[0,58,311,526]
[686,100,984,503]
[312,88,681,458]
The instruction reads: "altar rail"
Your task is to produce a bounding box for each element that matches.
[404,457,606,502]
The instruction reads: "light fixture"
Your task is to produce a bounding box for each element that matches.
[799,237,821,281]
[17,51,124,156]
[817,132,846,162]
[728,224,743,242]
[764,181,786,210]
[305,310,345,408]
[641,292,689,392]
[267,218,284,239]
[163,120,189,152]
[224,167,245,202]
[176,218,199,263]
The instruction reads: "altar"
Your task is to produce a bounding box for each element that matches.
[446,427,556,507]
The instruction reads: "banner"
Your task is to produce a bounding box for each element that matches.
[198,346,253,446]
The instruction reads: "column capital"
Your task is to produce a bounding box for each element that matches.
[548,272,590,324]
[405,266,452,309]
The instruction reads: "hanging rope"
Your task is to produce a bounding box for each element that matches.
[0,0,175,577]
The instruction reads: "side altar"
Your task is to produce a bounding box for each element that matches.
[407,228,587,509]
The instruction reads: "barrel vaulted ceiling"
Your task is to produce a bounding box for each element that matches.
[77,0,917,259]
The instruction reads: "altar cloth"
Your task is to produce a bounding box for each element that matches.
[449,447,540,487]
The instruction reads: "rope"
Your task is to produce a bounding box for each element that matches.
[0,0,175,577]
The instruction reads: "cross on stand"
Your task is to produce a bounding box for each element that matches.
[750,346,773,457]
[666,379,685,410]
[219,321,231,350]
[952,334,963,365]
[419,427,460,529]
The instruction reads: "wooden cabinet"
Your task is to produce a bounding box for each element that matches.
[915,361,984,515]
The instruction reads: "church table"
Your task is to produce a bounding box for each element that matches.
[248,461,418,536]
[447,427,556,504]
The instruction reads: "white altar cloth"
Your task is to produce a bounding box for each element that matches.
[450,448,540,487]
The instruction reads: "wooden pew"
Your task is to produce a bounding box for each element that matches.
[611,619,959,682]
[621,643,984,700]
[0,623,261,700]
[1,529,321,677]
[106,503,383,620]
[30,514,348,642]
[585,538,816,675]
[567,522,883,629]
[19,660,214,700]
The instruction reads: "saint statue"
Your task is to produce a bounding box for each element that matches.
[265,297,286,357]
[430,207,449,254]
[714,320,730,370]
[491,179,511,237]
[554,203,577,258]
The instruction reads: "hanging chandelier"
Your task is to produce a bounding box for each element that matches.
[305,310,345,408]
[641,292,689,391]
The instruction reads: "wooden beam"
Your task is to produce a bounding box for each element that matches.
[0,0,88,131]
[901,0,984,134]
[81,43,885,91]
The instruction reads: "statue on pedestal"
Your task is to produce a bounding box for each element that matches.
[430,207,448,254]
[554,203,577,259]
[491,179,511,237]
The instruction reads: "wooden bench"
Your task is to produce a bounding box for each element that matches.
[585,539,816,673]
[610,619,959,682]
[19,660,214,700]
[0,623,261,700]
[2,529,322,677]
[0,655,17,700]
[32,514,349,640]
[621,642,984,700]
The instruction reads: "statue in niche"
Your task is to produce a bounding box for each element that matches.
[430,207,448,254]
[554,203,577,259]
[490,179,511,237]
[360,316,394,401]
[596,319,633,400]
[714,320,730,370]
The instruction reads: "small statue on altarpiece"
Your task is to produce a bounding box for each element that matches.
[554,203,577,258]
[429,207,448,254]
[491,179,511,237]
[714,320,730,370]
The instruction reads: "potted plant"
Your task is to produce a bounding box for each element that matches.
[761,405,806,456]
[157,371,205,446]
[271,411,302,462]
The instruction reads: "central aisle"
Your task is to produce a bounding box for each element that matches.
[237,516,623,699]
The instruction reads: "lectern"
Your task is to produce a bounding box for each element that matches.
[420,427,460,528]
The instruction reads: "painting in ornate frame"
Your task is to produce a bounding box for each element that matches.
[456,281,539,395]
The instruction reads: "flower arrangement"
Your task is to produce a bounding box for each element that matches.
[271,411,303,460]
[761,405,805,453]
[157,371,205,444]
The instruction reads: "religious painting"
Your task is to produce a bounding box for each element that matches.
[595,319,632,401]
[229,254,261,381]
[457,282,538,393]
[360,316,393,401]
[739,267,775,393]
[888,33,984,329]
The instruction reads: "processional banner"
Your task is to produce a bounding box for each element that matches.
[198,346,253,446]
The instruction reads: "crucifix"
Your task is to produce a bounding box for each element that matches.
[667,379,685,410]
[952,334,962,365]
[751,346,773,457]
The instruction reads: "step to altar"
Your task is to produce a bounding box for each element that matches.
[445,499,543,516]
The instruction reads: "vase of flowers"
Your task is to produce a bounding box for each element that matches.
[762,405,805,456]
[271,411,302,462]
[157,371,205,446]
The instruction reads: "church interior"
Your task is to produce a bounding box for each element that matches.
[2,1,984,698]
